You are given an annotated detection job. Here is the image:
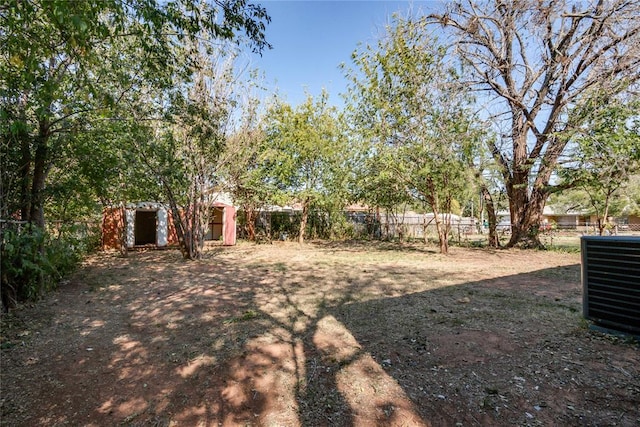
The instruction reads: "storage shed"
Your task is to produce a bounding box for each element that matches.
[206,202,237,245]
[102,202,236,250]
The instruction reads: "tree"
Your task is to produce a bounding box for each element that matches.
[621,175,640,218]
[428,0,640,247]
[262,92,346,244]
[129,37,253,259]
[1,0,271,307]
[351,147,414,240]
[475,150,505,248]
[1,0,270,229]
[223,102,275,241]
[558,96,640,235]
[343,15,480,253]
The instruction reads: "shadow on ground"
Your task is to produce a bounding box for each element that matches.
[1,245,638,427]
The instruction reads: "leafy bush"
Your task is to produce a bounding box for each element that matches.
[1,225,47,305]
[1,223,98,311]
[328,213,356,240]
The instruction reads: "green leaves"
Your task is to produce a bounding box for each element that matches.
[1,0,271,228]
[557,94,640,232]
[263,91,346,202]
[343,15,482,251]
[260,92,349,242]
[0,224,92,309]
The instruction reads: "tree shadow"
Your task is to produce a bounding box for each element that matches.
[1,250,274,425]
[310,239,439,255]
[327,264,638,426]
[3,248,638,427]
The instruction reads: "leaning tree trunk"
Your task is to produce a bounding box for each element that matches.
[597,191,614,236]
[423,216,435,245]
[169,202,189,259]
[162,180,192,260]
[597,210,608,236]
[433,214,448,254]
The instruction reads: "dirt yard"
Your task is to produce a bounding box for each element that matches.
[1,241,638,426]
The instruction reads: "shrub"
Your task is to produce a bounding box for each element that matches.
[1,225,46,306]
[1,223,98,311]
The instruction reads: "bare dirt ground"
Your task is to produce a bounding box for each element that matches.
[1,241,638,427]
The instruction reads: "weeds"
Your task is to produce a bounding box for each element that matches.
[223,309,260,324]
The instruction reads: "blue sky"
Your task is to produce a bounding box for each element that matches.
[247,1,443,107]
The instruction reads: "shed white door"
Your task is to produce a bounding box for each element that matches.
[125,209,135,248]
[157,208,168,247]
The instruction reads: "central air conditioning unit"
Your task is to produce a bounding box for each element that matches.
[582,236,640,336]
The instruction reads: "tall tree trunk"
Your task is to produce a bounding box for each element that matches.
[171,202,190,259]
[190,197,204,259]
[504,117,545,248]
[162,179,191,259]
[29,120,50,228]
[425,180,448,254]
[244,204,256,241]
[597,192,613,236]
[298,198,309,244]
[423,216,434,245]
[195,200,207,258]
[187,202,204,260]
[508,187,546,248]
[19,132,32,222]
[180,181,207,260]
[505,123,568,248]
[11,95,32,222]
[430,199,448,254]
[481,185,500,248]
[433,213,448,254]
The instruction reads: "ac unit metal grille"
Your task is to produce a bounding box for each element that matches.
[582,236,640,335]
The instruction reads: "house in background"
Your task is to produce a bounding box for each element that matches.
[102,200,236,250]
[542,206,640,232]
[495,205,640,233]
[541,206,591,229]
